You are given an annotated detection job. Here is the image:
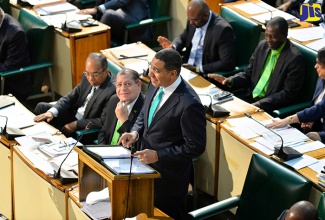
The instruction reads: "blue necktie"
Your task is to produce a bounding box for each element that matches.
[188,28,203,65]
[148,87,164,126]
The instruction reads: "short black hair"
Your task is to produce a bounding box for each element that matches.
[318,47,325,67]
[267,16,288,36]
[154,48,182,75]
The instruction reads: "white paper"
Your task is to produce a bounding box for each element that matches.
[250,141,274,155]
[251,10,296,24]
[86,146,131,158]
[233,2,275,15]
[305,38,325,51]
[103,158,155,174]
[284,154,318,170]
[124,61,149,75]
[309,158,325,173]
[180,68,197,81]
[295,141,325,153]
[288,26,325,42]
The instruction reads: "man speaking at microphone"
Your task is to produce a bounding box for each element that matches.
[33,53,116,137]
[97,68,144,145]
[118,48,206,220]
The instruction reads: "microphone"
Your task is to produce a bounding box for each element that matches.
[244,113,302,161]
[0,115,25,140]
[198,94,230,118]
[61,13,82,33]
[0,115,8,134]
[119,54,149,76]
[53,122,92,184]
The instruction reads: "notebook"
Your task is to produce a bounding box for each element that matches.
[0,99,15,109]
[110,46,149,60]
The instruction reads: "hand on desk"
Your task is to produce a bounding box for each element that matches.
[182,63,200,73]
[34,111,54,123]
[157,36,173,49]
[207,74,228,85]
[61,121,77,137]
[134,149,158,164]
[277,1,292,12]
[77,8,97,15]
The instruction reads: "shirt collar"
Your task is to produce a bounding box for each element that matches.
[126,94,139,115]
[199,11,212,32]
[161,76,181,96]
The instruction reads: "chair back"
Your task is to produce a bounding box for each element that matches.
[0,0,10,14]
[220,7,262,69]
[18,9,54,96]
[148,0,170,18]
[235,153,312,220]
[318,192,325,220]
[292,41,318,103]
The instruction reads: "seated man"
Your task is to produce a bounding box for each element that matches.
[209,17,305,113]
[157,0,236,77]
[98,68,144,145]
[33,53,116,137]
[0,7,31,101]
[278,200,319,220]
[78,0,150,43]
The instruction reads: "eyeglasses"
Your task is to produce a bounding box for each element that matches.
[149,64,165,75]
[83,69,105,77]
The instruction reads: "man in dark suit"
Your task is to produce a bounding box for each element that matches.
[33,53,115,137]
[78,0,150,43]
[209,17,305,113]
[157,0,236,77]
[0,7,31,101]
[119,48,206,219]
[98,68,144,145]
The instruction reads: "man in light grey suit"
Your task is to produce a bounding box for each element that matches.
[119,48,206,219]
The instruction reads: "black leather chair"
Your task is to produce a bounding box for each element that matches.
[272,41,318,118]
[0,9,55,101]
[188,153,312,220]
[217,7,262,77]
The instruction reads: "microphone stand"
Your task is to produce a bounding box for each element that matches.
[198,93,230,118]
[119,54,150,76]
[244,113,302,161]
[0,115,8,134]
[53,122,92,184]
[124,144,136,220]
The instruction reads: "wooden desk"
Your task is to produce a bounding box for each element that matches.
[218,111,325,212]
[221,0,317,46]
[9,3,110,96]
[101,43,259,199]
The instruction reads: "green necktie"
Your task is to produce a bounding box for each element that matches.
[110,120,121,145]
[252,50,277,98]
[148,87,164,126]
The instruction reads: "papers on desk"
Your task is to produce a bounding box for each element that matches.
[227,117,310,156]
[251,10,296,24]
[288,26,325,42]
[110,45,149,60]
[37,137,81,157]
[233,2,275,15]
[103,158,156,174]
[305,38,325,51]
[123,60,148,75]
[284,154,318,170]
[40,12,92,28]
[80,200,111,220]
[34,2,78,15]
[0,105,35,129]
[180,67,197,81]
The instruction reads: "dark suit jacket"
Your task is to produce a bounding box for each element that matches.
[297,78,325,142]
[98,93,144,144]
[229,39,305,112]
[53,74,115,130]
[173,12,236,73]
[131,79,206,199]
[0,14,30,100]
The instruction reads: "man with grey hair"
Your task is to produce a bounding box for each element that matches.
[34,53,116,137]
[0,7,30,101]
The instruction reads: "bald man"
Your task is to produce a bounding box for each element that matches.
[277,201,319,220]
[157,0,235,78]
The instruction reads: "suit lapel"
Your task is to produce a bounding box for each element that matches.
[203,14,215,55]
[266,41,289,94]
[129,94,144,122]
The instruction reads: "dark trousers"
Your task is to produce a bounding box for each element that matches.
[154,194,187,220]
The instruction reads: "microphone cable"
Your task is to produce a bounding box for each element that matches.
[124,144,135,220]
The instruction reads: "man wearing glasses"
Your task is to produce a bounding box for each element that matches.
[33,53,116,137]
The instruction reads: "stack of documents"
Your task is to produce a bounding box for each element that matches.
[34,2,78,15]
